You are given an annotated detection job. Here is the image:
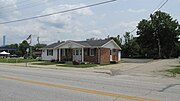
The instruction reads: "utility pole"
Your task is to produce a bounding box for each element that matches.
[157,38,161,58]
[3,35,5,46]
[154,27,161,58]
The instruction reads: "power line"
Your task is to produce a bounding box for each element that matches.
[0,0,63,16]
[0,0,117,24]
[129,0,168,34]
[154,0,169,12]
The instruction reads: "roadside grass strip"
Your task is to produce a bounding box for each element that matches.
[0,75,159,101]
[32,62,59,65]
[56,64,99,68]
[0,58,38,63]
[166,66,180,76]
[32,62,108,68]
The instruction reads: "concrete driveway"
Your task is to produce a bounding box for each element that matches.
[97,58,180,78]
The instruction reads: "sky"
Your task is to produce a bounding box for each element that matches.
[0,0,179,45]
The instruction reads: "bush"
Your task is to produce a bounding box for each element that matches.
[56,59,59,62]
[51,59,56,62]
[28,56,34,59]
[73,61,80,65]
[59,61,65,64]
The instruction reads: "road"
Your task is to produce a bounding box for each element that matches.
[0,64,180,101]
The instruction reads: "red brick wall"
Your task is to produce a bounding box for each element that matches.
[112,49,119,62]
[100,48,110,64]
[84,48,98,63]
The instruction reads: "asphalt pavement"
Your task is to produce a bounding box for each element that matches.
[0,64,180,101]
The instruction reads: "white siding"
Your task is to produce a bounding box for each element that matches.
[41,49,58,61]
[103,41,120,49]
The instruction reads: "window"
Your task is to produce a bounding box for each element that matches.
[90,48,95,56]
[75,49,79,55]
[75,49,82,55]
[84,49,88,56]
[47,50,53,56]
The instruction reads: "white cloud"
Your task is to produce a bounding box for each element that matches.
[0,3,94,45]
[0,0,20,20]
[109,21,138,36]
[56,4,93,16]
[36,4,93,42]
[128,8,146,13]
[0,0,17,7]
[87,30,103,38]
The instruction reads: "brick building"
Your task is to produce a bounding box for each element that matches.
[41,39,121,64]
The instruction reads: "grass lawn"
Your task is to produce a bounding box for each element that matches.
[166,65,180,76]
[32,62,59,65]
[32,61,109,68]
[0,58,38,63]
[56,64,108,68]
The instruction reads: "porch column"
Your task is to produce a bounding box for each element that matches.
[81,48,84,62]
[59,48,61,61]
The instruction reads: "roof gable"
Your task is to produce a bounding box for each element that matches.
[43,41,63,49]
[56,41,84,48]
[102,40,121,50]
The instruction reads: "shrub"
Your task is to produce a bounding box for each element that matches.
[73,61,80,65]
[51,59,56,62]
[59,61,65,64]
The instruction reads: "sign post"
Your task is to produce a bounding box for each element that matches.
[26,48,29,67]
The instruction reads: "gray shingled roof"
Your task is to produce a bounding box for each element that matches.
[73,39,111,47]
[43,41,64,48]
[44,39,112,49]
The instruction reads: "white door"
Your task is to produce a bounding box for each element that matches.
[118,51,121,61]
[73,49,82,62]
[110,49,112,61]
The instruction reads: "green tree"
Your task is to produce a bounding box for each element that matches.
[31,44,47,58]
[110,36,122,47]
[32,44,47,51]
[122,32,140,58]
[19,40,30,57]
[6,44,19,55]
[137,11,180,58]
